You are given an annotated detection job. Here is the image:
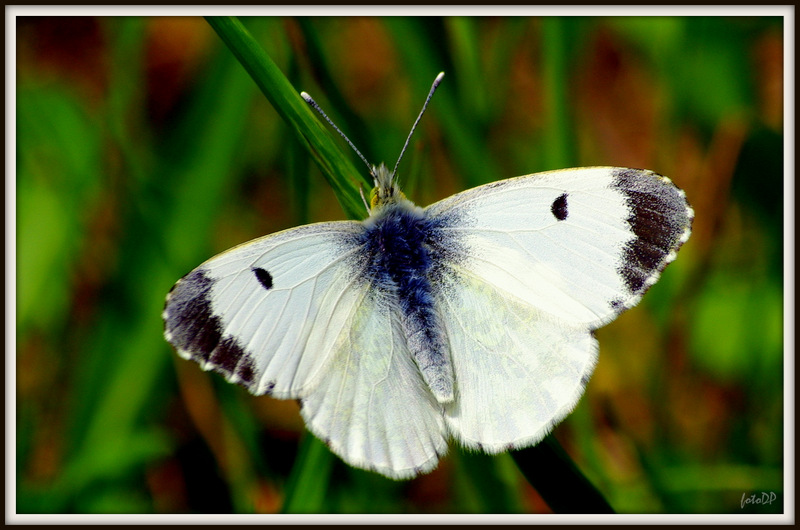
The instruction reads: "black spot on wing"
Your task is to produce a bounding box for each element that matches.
[253,267,273,290]
[551,193,569,221]
[611,168,693,297]
[163,268,260,391]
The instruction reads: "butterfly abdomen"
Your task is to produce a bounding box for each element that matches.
[362,203,454,403]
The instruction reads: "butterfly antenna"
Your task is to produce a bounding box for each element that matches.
[301,91,373,174]
[358,183,370,213]
[391,71,445,181]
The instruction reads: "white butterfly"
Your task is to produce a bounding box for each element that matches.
[163,72,693,480]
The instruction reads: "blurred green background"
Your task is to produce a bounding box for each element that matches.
[15,15,785,515]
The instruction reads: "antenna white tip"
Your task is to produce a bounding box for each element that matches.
[301,88,373,172]
[390,71,445,179]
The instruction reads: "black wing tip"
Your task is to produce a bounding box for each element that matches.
[163,268,261,392]
[610,167,693,303]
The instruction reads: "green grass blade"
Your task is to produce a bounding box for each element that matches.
[280,434,335,513]
[205,15,368,219]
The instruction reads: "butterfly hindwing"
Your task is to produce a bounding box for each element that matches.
[163,222,370,398]
[300,290,448,479]
[426,167,693,328]
[436,271,597,451]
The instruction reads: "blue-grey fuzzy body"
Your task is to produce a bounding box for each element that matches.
[358,199,455,403]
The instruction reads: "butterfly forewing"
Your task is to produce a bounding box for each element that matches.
[426,167,693,328]
[163,222,370,398]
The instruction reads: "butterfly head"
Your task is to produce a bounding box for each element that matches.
[369,163,407,212]
[302,72,444,218]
